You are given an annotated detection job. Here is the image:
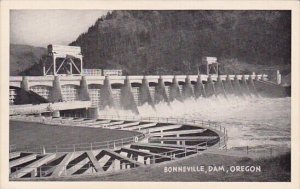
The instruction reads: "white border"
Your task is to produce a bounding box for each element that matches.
[1,1,299,189]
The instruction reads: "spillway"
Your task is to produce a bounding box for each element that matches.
[9,74,289,115]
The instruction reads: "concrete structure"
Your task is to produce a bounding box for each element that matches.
[10,74,276,115]
[10,72,290,116]
[9,101,92,116]
[9,116,226,180]
[43,45,83,76]
[10,44,284,114]
[201,57,219,75]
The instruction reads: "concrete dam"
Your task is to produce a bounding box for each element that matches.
[9,45,288,116]
[9,73,287,116]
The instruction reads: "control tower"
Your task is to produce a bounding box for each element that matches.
[43,45,83,76]
[200,57,219,75]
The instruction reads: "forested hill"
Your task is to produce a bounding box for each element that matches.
[11,10,291,76]
[70,10,291,75]
[10,44,46,76]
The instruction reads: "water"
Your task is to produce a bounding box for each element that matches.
[99,95,291,150]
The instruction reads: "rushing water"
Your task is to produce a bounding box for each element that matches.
[99,95,291,150]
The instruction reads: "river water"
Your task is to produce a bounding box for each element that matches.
[99,95,291,150]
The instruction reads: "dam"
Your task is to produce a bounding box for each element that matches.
[8,45,290,180]
[9,45,287,117]
[9,73,287,116]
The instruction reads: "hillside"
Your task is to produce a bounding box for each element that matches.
[10,10,291,79]
[10,44,46,76]
[70,10,291,75]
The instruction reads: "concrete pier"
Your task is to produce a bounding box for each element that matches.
[139,76,155,107]
[205,75,216,97]
[182,76,194,100]
[120,76,139,114]
[223,75,234,95]
[79,76,91,101]
[194,75,206,98]
[240,75,251,96]
[50,76,63,102]
[214,75,227,97]
[19,76,31,104]
[9,73,286,110]
[247,75,258,95]
[154,76,169,104]
[169,76,182,102]
[232,75,243,97]
[21,76,29,91]
[100,76,115,108]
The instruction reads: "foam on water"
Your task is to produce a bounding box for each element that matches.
[99,95,291,149]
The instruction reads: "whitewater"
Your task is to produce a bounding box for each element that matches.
[98,95,291,150]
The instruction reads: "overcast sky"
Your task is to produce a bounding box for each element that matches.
[10,10,109,47]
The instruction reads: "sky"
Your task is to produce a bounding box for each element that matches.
[10,10,109,47]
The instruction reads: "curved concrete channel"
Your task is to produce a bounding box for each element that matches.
[9,116,227,180]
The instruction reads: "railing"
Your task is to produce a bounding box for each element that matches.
[239,145,289,157]
[9,114,227,152]
[10,133,289,179]
[10,158,145,178]
[10,140,289,179]
[9,115,230,179]
[9,114,289,179]
[10,141,211,179]
[9,74,268,82]
[98,115,228,149]
[9,144,17,153]
[99,115,227,136]
[10,115,227,153]
[10,147,287,180]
